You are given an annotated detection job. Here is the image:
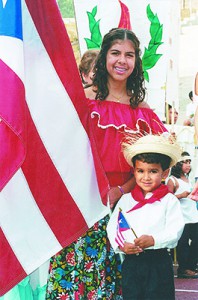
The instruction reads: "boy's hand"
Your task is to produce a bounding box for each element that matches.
[134,235,154,249]
[120,242,143,255]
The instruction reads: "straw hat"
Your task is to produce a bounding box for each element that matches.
[122,133,182,167]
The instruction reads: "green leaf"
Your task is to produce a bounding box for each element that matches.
[87,12,97,33]
[91,20,102,46]
[142,4,163,81]
[142,53,162,70]
[85,6,102,50]
[150,21,163,42]
[147,42,163,54]
[92,6,97,18]
[84,38,101,49]
[143,70,149,82]
[146,4,155,22]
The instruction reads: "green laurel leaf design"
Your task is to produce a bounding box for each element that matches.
[85,6,102,49]
[142,4,163,82]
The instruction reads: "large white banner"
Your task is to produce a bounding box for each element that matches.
[74,0,180,120]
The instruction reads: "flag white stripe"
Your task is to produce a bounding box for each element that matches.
[0,169,61,273]
[0,37,24,81]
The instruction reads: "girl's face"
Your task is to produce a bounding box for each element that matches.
[182,159,191,174]
[106,39,136,82]
[134,160,168,196]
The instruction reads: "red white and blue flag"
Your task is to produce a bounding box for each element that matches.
[115,210,130,247]
[0,0,109,295]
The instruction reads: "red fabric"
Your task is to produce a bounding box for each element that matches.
[0,60,26,190]
[88,100,167,186]
[127,184,169,212]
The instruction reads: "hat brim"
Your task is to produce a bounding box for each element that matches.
[123,134,182,168]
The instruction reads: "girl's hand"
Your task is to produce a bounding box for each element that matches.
[181,191,190,198]
[120,242,143,255]
[108,186,123,209]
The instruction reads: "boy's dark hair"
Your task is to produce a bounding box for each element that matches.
[170,151,191,178]
[132,153,171,171]
[92,28,145,108]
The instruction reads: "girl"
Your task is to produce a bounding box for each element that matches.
[167,151,198,278]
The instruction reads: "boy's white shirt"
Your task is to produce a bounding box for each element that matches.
[107,191,184,254]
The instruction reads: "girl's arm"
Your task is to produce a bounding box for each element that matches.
[108,176,136,209]
[167,177,189,199]
[166,178,175,193]
[167,177,190,199]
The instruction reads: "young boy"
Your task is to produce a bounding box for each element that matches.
[107,134,184,300]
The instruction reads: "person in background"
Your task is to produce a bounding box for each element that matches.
[183,91,198,126]
[166,152,198,278]
[164,103,178,125]
[107,133,184,300]
[194,73,198,138]
[46,28,168,299]
[189,73,198,202]
[79,49,99,88]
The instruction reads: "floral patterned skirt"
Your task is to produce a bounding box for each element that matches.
[45,215,123,300]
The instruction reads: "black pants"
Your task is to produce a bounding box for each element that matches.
[177,222,198,272]
[122,249,175,300]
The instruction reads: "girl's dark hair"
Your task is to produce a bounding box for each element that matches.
[92,28,146,108]
[132,153,171,171]
[170,151,191,178]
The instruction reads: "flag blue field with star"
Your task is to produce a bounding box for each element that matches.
[0,0,22,39]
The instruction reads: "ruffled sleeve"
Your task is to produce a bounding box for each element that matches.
[88,100,167,134]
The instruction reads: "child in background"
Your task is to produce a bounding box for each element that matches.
[78,49,99,88]
[167,152,198,279]
[107,134,184,300]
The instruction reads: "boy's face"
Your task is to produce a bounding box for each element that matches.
[134,160,168,195]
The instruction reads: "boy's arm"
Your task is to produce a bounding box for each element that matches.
[108,175,135,209]
[151,195,184,249]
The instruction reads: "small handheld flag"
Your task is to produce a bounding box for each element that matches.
[115,208,137,247]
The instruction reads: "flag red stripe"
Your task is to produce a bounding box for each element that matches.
[0,60,26,190]
[0,228,26,296]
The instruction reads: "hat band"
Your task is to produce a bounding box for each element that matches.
[178,155,191,162]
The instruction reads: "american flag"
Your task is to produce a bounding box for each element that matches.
[0,0,109,296]
[115,210,131,247]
